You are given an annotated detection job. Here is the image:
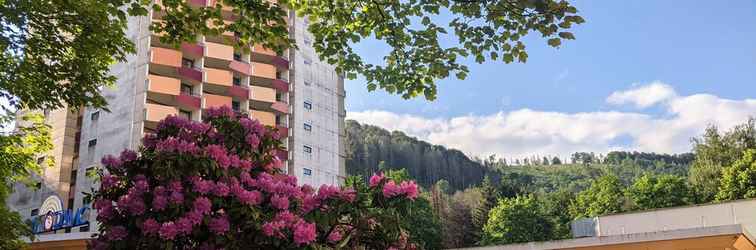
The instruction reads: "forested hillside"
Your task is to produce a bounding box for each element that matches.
[345,120,694,193]
[345,120,499,191]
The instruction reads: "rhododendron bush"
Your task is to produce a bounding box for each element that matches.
[87,107,419,249]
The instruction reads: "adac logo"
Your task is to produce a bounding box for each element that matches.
[30,196,90,234]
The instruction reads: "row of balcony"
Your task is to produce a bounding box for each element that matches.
[150,46,289,90]
[144,102,285,130]
[147,73,288,110]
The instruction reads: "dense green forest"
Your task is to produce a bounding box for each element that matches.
[345,120,500,191]
[345,118,756,249]
[346,120,695,194]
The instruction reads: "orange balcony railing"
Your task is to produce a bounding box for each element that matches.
[203,93,232,109]
[250,86,276,103]
[147,74,180,96]
[251,62,276,79]
[145,103,178,122]
[205,42,235,61]
[205,68,233,86]
[150,47,182,68]
[251,110,276,126]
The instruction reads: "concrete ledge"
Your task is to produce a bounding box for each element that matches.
[459,224,754,250]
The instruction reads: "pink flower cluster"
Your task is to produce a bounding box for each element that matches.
[92,107,420,248]
[370,173,419,200]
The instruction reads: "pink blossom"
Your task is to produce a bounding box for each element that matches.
[274,211,298,224]
[317,185,340,200]
[152,195,168,211]
[301,196,320,214]
[262,221,286,238]
[369,173,385,187]
[206,144,231,168]
[245,134,260,148]
[101,155,122,169]
[119,149,138,162]
[159,221,179,240]
[185,210,204,226]
[192,178,214,194]
[93,198,114,220]
[176,217,193,235]
[400,181,419,200]
[382,180,403,198]
[204,106,235,119]
[142,218,160,235]
[193,197,212,215]
[107,226,128,241]
[236,189,262,205]
[340,188,357,203]
[208,215,230,235]
[292,221,317,245]
[168,180,183,192]
[101,174,119,190]
[270,194,289,210]
[327,230,343,243]
[213,182,230,197]
[169,191,184,204]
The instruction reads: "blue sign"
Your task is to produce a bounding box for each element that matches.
[31,207,89,234]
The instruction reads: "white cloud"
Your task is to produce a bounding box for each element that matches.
[607,81,678,108]
[347,82,756,160]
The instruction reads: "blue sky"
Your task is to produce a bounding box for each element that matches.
[345,1,756,160]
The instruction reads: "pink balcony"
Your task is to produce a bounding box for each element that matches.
[271,79,289,92]
[253,44,276,56]
[203,94,232,109]
[228,85,249,100]
[181,43,204,58]
[276,126,288,138]
[276,149,288,161]
[178,67,203,82]
[271,56,289,69]
[229,60,251,76]
[250,86,276,103]
[176,94,201,110]
[271,102,289,114]
[189,0,212,7]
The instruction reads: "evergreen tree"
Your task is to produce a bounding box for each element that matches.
[472,176,500,241]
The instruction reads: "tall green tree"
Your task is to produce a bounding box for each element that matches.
[1,0,583,113]
[689,118,756,202]
[539,190,575,240]
[0,113,52,248]
[472,176,500,239]
[716,149,756,201]
[626,174,692,210]
[481,195,552,245]
[569,175,625,219]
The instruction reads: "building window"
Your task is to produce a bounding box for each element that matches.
[182,58,194,68]
[303,168,312,176]
[304,37,312,45]
[31,209,39,217]
[179,110,192,120]
[91,111,99,121]
[304,123,312,131]
[88,139,97,148]
[303,101,312,110]
[232,101,240,112]
[181,83,193,95]
[303,145,312,153]
[304,80,312,86]
[232,76,241,86]
[233,52,242,61]
[304,58,312,65]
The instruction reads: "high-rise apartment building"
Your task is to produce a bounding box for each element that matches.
[7,1,345,245]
